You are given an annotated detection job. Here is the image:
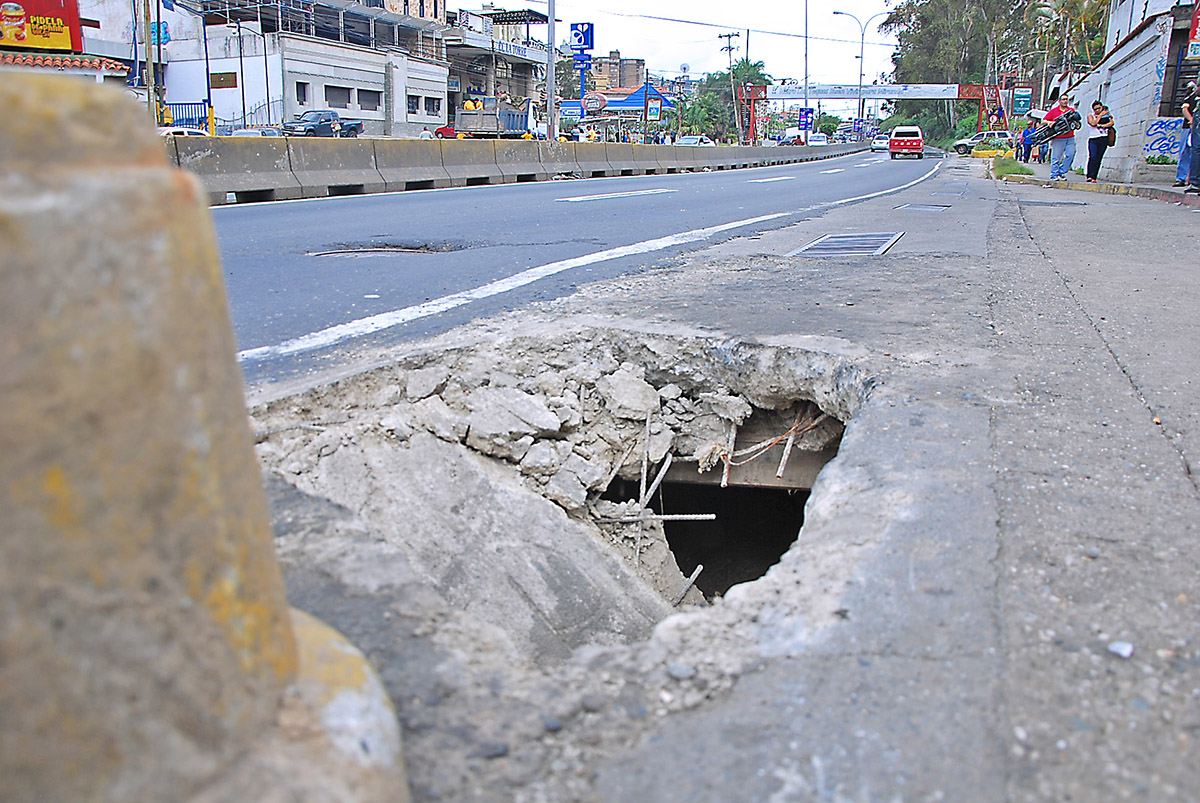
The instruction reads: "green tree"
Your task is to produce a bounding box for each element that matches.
[556,58,595,100]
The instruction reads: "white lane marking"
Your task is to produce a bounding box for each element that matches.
[237,162,941,363]
[820,168,844,174]
[556,188,676,202]
[748,176,796,183]
[238,211,787,362]
[854,163,874,168]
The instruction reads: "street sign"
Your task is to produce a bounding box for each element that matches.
[1188,4,1200,59]
[572,53,591,65]
[646,97,662,122]
[569,22,593,51]
[1013,87,1032,115]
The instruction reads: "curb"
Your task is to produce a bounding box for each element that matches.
[1001,172,1200,208]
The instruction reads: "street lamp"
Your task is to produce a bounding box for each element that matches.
[832,10,887,123]
[228,20,272,126]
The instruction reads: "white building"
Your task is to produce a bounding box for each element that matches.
[1057,1,1198,182]
[77,0,452,136]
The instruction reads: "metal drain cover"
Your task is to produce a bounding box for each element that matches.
[787,232,904,257]
[895,203,950,212]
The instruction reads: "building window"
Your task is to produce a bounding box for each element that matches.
[424,96,441,115]
[419,0,425,17]
[296,81,309,105]
[359,89,382,111]
[325,85,352,108]
[432,0,437,18]
[211,72,238,89]
[407,94,420,115]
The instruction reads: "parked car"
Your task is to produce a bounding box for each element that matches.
[157,126,208,137]
[434,124,459,138]
[953,129,1013,155]
[677,135,715,146]
[807,132,829,146]
[281,110,364,137]
[889,125,925,158]
[229,127,282,137]
[870,133,891,152]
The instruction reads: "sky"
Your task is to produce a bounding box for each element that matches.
[521,0,899,118]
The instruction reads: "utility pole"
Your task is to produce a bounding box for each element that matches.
[719,31,742,144]
[143,0,156,122]
[547,0,557,139]
[804,0,809,143]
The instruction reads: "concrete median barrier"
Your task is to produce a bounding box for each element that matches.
[287,136,386,197]
[1,74,408,803]
[605,142,645,176]
[175,135,302,204]
[653,145,682,173]
[538,140,582,177]
[440,139,505,186]
[673,145,704,171]
[494,139,549,182]
[574,142,612,177]
[374,139,452,191]
[630,144,661,174]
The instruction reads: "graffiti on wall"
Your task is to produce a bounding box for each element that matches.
[1144,118,1186,156]
[1151,17,1172,114]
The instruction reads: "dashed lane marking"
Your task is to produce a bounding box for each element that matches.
[556,188,677,202]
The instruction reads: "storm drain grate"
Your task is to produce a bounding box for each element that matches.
[895,203,950,212]
[787,232,904,257]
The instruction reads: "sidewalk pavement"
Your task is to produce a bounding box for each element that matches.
[1002,151,1200,208]
[532,157,1200,801]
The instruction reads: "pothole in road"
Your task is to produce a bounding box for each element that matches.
[252,326,865,665]
[308,240,468,257]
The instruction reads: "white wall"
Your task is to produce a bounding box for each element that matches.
[1069,15,1179,183]
[1106,0,1178,51]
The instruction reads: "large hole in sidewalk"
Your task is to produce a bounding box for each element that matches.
[603,478,809,599]
[252,327,861,664]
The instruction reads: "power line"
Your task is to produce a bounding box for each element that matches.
[522,0,895,49]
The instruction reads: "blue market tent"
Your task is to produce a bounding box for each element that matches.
[559,82,676,118]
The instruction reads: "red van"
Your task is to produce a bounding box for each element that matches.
[889,126,925,159]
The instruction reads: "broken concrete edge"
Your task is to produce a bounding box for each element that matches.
[247,317,889,678]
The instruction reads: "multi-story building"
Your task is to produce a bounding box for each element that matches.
[71,0,451,136]
[443,6,546,112]
[591,49,644,90]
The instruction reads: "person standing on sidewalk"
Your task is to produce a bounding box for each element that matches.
[1185,82,1200,194]
[1040,94,1078,181]
[1085,101,1115,183]
[1019,120,1037,163]
[1174,99,1192,187]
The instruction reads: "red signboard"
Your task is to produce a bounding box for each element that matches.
[1188,3,1200,59]
[0,0,82,52]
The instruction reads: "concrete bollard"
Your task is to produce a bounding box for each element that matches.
[0,74,407,803]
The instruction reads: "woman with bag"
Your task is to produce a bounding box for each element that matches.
[1085,101,1115,183]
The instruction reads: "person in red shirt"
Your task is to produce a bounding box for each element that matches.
[1039,94,1078,181]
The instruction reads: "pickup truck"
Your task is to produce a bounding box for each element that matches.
[281,110,364,138]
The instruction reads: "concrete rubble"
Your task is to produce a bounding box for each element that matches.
[251,325,853,801]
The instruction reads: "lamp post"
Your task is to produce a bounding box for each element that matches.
[229,20,272,126]
[832,10,887,123]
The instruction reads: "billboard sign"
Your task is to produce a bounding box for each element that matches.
[796,107,814,131]
[0,0,82,52]
[1188,3,1200,59]
[646,96,662,121]
[569,22,593,51]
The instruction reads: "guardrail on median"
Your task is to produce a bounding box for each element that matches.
[169,136,870,205]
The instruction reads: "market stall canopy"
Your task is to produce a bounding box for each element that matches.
[559,82,675,118]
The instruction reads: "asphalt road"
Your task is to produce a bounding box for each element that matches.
[212,148,942,386]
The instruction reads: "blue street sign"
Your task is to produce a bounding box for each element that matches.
[569,22,594,51]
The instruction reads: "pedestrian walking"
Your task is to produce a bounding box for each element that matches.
[1019,120,1036,163]
[1084,101,1115,183]
[1040,94,1078,181]
[1175,99,1192,187]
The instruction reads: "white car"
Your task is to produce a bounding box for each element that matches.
[230,127,282,137]
[157,126,208,137]
[953,129,1013,155]
[807,132,829,146]
[870,134,890,152]
[677,135,715,146]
